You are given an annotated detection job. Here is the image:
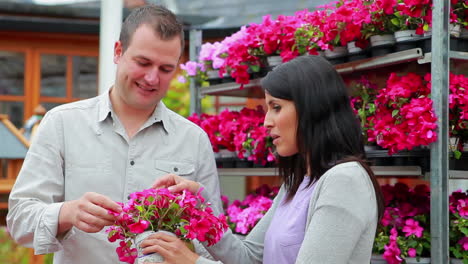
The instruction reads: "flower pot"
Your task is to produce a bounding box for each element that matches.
[421,34,460,53]
[325,46,348,64]
[206,69,220,79]
[347,41,368,62]
[217,149,237,168]
[370,34,396,47]
[450,24,461,38]
[405,257,431,263]
[135,230,176,263]
[347,41,364,54]
[370,34,396,57]
[450,258,464,264]
[459,28,468,52]
[206,70,223,85]
[423,25,464,52]
[266,55,283,68]
[449,154,468,170]
[235,159,252,168]
[394,30,422,42]
[325,46,348,58]
[394,30,423,52]
[370,254,387,264]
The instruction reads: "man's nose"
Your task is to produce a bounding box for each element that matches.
[144,68,159,85]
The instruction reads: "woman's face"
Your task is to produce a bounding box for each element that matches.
[264,92,298,157]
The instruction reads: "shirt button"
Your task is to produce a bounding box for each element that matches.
[130,160,135,166]
[173,167,178,172]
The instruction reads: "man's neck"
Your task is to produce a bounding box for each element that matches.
[109,88,156,138]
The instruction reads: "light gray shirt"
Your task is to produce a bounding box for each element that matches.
[197,162,378,264]
[7,92,222,264]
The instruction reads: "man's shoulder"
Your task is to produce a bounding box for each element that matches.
[47,96,100,116]
[164,108,206,135]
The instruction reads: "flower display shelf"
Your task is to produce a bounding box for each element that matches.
[200,48,425,98]
[216,166,423,177]
[335,48,424,74]
[200,78,264,98]
[417,50,468,64]
[366,148,431,174]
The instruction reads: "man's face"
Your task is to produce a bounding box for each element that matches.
[113,24,181,112]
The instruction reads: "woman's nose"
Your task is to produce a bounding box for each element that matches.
[264,112,273,128]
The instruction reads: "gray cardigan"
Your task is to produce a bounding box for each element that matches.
[197,162,378,264]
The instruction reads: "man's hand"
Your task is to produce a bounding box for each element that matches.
[58,192,122,234]
[151,174,200,194]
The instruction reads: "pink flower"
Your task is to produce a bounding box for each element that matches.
[116,241,137,264]
[402,218,424,238]
[408,248,417,257]
[128,220,149,234]
[458,237,468,251]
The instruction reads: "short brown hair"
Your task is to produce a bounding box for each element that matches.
[119,5,184,52]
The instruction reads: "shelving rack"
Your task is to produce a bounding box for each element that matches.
[189,1,461,262]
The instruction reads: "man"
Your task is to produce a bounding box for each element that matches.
[7,5,222,263]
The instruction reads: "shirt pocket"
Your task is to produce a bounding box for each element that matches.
[154,160,195,177]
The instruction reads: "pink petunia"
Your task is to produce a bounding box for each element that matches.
[402,218,424,238]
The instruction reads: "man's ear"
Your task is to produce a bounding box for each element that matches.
[114,41,123,64]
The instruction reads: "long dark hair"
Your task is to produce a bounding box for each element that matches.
[261,55,384,219]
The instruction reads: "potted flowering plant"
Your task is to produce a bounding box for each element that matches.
[178,60,208,87]
[106,188,228,264]
[372,183,431,264]
[188,107,276,167]
[367,72,438,155]
[373,183,468,264]
[361,0,399,56]
[449,189,468,263]
[225,184,279,235]
[348,76,379,147]
[448,73,468,163]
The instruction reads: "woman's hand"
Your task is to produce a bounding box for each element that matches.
[152,173,200,194]
[140,232,199,264]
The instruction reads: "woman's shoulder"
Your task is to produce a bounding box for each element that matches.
[322,161,368,180]
[314,161,374,197]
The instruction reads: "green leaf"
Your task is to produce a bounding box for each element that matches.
[392,109,399,118]
[460,227,468,236]
[423,24,429,31]
[391,18,400,27]
[250,65,260,73]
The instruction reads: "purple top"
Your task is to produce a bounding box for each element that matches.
[263,177,316,264]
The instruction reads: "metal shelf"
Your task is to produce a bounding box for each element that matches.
[449,170,468,179]
[417,50,468,64]
[217,166,423,177]
[336,48,424,74]
[201,48,425,98]
[200,78,264,98]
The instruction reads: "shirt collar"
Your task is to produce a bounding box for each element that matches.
[97,91,112,123]
[149,101,173,134]
[96,91,173,134]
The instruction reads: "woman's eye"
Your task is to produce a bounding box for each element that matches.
[273,105,281,111]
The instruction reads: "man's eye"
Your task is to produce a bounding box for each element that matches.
[161,68,173,73]
[137,61,149,66]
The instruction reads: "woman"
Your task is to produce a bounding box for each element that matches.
[142,55,384,264]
